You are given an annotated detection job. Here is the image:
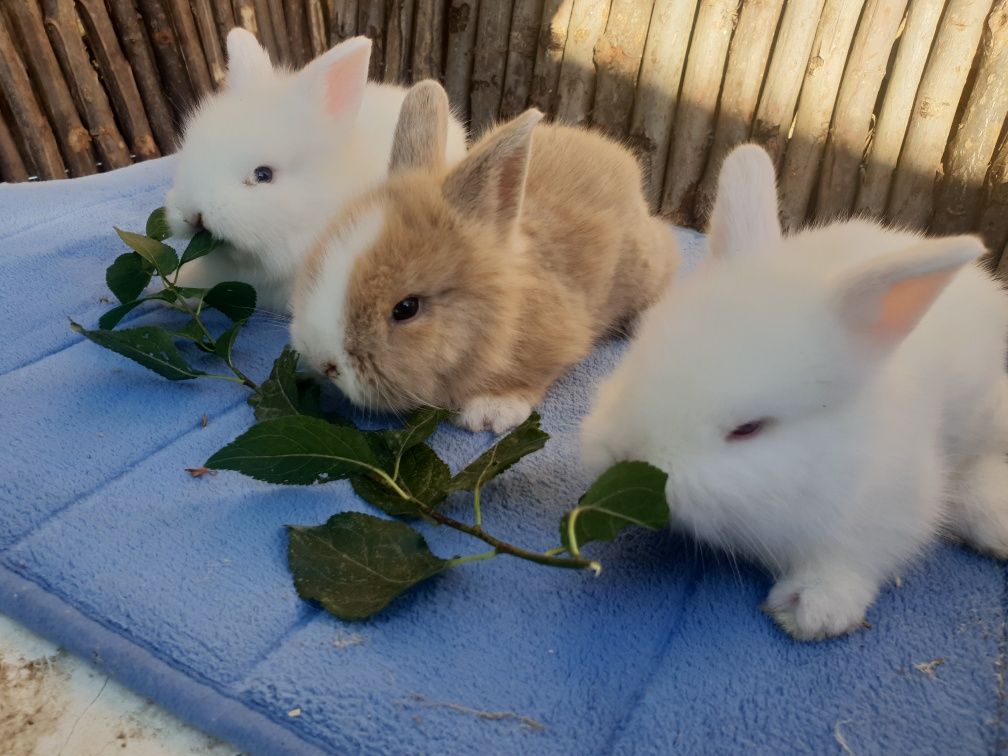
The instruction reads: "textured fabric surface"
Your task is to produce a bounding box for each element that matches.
[0,158,1004,755]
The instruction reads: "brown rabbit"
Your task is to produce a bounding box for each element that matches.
[290,80,678,432]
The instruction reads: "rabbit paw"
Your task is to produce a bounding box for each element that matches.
[456,396,533,435]
[763,568,875,641]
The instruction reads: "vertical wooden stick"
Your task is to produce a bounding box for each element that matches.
[358,0,387,80]
[3,1,96,176]
[445,0,479,121]
[554,0,611,126]
[931,0,1008,235]
[627,0,697,211]
[267,0,293,64]
[815,0,909,222]
[469,0,512,134]
[527,0,573,114]
[660,0,739,226]
[77,0,160,160]
[384,0,417,84]
[252,0,280,59]
[233,0,261,37]
[750,0,826,167]
[163,0,215,98]
[286,0,313,67]
[499,0,545,120]
[306,0,329,56]
[855,0,944,217]
[0,95,29,182]
[776,0,863,230]
[135,0,197,118]
[0,16,65,179]
[412,0,447,81]
[212,0,236,48]
[694,0,785,225]
[328,0,359,43]
[190,0,228,88]
[888,0,992,230]
[591,0,651,138]
[978,127,1008,258]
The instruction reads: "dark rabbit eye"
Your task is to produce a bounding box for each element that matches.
[392,296,420,321]
[253,166,273,183]
[727,420,766,441]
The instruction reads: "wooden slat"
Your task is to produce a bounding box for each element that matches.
[252,0,280,59]
[0,89,31,182]
[499,0,545,119]
[931,0,1008,236]
[694,0,785,224]
[306,0,328,57]
[76,0,160,160]
[627,0,697,211]
[190,0,228,88]
[591,0,651,138]
[979,127,1008,260]
[887,0,992,230]
[855,0,944,217]
[412,0,446,81]
[212,0,236,48]
[42,0,133,170]
[660,0,739,225]
[527,0,573,114]
[469,0,512,134]
[358,0,386,80]
[233,0,261,38]
[815,0,909,221]
[750,0,826,166]
[554,0,611,126]
[163,0,215,98]
[0,14,65,179]
[445,0,479,120]
[3,1,96,177]
[286,0,313,67]
[327,0,359,43]
[135,0,197,118]
[998,235,1008,278]
[267,0,293,64]
[777,0,862,230]
[384,0,417,84]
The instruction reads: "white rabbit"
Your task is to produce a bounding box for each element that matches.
[164,29,467,314]
[580,144,1008,641]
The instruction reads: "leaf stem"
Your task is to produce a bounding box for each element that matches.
[447,549,498,566]
[472,484,483,529]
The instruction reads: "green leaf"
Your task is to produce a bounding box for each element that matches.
[204,281,257,321]
[352,444,450,517]
[98,290,178,330]
[448,412,548,493]
[71,321,205,380]
[145,207,171,241]
[173,318,214,352]
[214,319,245,363]
[115,228,178,277]
[205,415,380,485]
[179,230,221,267]
[106,253,153,304]
[379,407,450,458]
[287,512,448,620]
[249,346,336,422]
[560,461,670,555]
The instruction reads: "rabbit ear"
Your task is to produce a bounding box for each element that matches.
[832,235,983,350]
[443,109,542,233]
[708,144,782,260]
[299,36,372,122]
[389,80,449,174]
[226,28,273,89]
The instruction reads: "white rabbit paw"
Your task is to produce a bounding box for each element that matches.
[456,396,534,435]
[763,569,875,641]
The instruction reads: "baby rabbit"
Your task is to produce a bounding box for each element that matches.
[581,144,1008,641]
[165,29,467,313]
[291,80,677,433]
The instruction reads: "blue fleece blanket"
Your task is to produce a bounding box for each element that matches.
[0,158,1004,755]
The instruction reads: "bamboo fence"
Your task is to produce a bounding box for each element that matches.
[1,0,1006,274]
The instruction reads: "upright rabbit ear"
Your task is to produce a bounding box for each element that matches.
[708,144,782,260]
[443,109,542,233]
[832,235,983,351]
[299,36,371,122]
[226,28,273,89]
[389,80,449,174]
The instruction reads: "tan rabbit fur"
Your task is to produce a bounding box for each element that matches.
[291,80,678,433]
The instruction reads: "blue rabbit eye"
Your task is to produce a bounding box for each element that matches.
[253,166,273,183]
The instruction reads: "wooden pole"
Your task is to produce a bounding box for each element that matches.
[554,0,610,126]
[627,0,697,211]
[445,0,479,121]
[815,0,909,221]
[163,0,215,98]
[306,0,328,57]
[412,0,446,81]
[777,0,862,231]
[267,0,293,64]
[190,0,229,88]
[855,0,944,217]
[212,0,236,49]
[590,0,651,139]
[286,0,313,67]
[252,0,280,59]
[0,96,29,182]
[327,0,359,43]
[660,0,739,226]
[931,0,1008,236]
[979,127,1008,261]
[750,0,826,167]
[887,0,992,230]
[3,1,96,177]
[384,0,417,84]
[135,0,197,118]
[499,0,545,120]
[76,0,160,160]
[469,0,512,134]
[42,0,133,170]
[694,0,785,225]
[527,0,573,114]
[358,0,386,80]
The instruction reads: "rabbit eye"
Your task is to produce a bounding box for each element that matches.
[727,420,766,441]
[253,166,273,183]
[391,296,420,322]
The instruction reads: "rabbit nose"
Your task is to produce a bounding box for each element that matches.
[187,212,204,231]
[323,361,340,378]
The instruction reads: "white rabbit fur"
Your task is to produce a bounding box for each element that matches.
[164,29,467,314]
[581,144,1008,641]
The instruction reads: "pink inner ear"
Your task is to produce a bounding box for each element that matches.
[870,268,959,343]
[322,46,369,117]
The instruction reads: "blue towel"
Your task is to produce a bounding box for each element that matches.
[0,158,1004,755]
